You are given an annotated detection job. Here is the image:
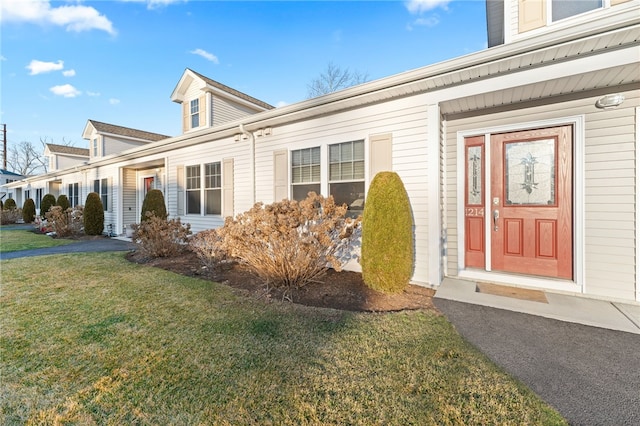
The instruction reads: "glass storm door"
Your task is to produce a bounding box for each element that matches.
[464,126,573,280]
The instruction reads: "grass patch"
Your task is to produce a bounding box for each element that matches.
[0,228,74,253]
[1,253,567,425]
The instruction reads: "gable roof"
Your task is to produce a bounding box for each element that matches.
[45,143,90,157]
[171,68,275,111]
[84,120,171,142]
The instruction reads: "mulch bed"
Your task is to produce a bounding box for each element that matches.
[126,250,436,313]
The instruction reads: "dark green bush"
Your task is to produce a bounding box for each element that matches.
[56,194,70,211]
[40,193,56,215]
[361,172,414,294]
[22,199,36,223]
[140,189,167,222]
[83,192,104,236]
[4,198,17,210]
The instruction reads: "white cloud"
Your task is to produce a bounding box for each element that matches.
[407,16,440,30]
[50,84,81,98]
[87,91,101,97]
[190,48,219,63]
[109,98,121,105]
[26,59,64,75]
[276,101,289,108]
[0,55,6,61]
[119,0,185,10]
[1,0,116,35]
[62,69,76,77]
[405,0,451,14]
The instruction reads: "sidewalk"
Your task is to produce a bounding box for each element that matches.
[0,237,135,260]
[435,277,640,334]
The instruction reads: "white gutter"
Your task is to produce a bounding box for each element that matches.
[239,123,256,205]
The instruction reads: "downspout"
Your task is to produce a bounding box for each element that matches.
[239,123,256,205]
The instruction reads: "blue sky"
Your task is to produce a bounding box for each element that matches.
[1,0,487,149]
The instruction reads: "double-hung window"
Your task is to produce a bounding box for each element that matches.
[190,99,200,129]
[68,183,79,207]
[93,178,109,210]
[35,188,43,210]
[205,162,221,215]
[186,165,201,214]
[92,138,99,157]
[329,140,365,216]
[291,147,321,201]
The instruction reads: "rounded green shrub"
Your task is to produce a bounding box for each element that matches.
[56,194,70,211]
[83,192,104,235]
[140,189,167,222]
[361,172,414,294]
[4,198,17,210]
[22,198,36,223]
[40,193,56,215]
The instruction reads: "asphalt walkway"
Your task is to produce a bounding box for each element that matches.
[435,279,640,425]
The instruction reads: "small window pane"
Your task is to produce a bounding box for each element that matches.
[329,181,365,218]
[205,189,221,215]
[552,0,601,21]
[187,191,201,214]
[292,184,321,202]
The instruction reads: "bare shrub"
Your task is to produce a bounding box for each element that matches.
[0,208,23,225]
[217,192,361,289]
[190,228,227,270]
[45,206,84,238]
[132,213,192,259]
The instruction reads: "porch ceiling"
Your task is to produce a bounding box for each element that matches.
[439,62,640,115]
[124,158,165,170]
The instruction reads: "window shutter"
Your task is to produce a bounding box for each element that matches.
[519,0,546,33]
[94,179,100,194]
[199,95,206,127]
[369,133,393,182]
[182,103,189,133]
[177,165,184,216]
[222,158,234,218]
[273,150,288,202]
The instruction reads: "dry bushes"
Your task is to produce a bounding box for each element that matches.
[190,228,227,270]
[205,192,361,288]
[132,213,191,259]
[45,206,84,238]
[1,208,23,225]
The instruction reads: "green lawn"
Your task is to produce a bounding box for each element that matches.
[0,228,74,253]
[0,252,567,425]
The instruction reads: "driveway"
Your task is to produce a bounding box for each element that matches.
[434,299,640,426]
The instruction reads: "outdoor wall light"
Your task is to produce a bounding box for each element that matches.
[595,94,625,109]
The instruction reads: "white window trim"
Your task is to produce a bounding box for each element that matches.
[184,162,224,216]
[455,115,585,294]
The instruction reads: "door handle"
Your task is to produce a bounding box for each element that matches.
[493,210,499,231]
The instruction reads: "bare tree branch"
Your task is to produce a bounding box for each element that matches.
[307,62,369,98]
[6,137,74,176]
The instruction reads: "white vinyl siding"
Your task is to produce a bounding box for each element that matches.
[122,168,137,228]
[444,86,639,300]
[212,96,263,127]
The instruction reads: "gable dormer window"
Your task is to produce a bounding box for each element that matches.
[92,138,99,157]
[190,99,200,129]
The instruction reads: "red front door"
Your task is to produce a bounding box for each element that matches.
[464,125,573,280]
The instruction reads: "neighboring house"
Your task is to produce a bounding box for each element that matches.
[44,143,89,172]
[0,169,25,202]
[6,0,640,304]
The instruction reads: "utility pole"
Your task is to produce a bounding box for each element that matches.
[1,124,6,170]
